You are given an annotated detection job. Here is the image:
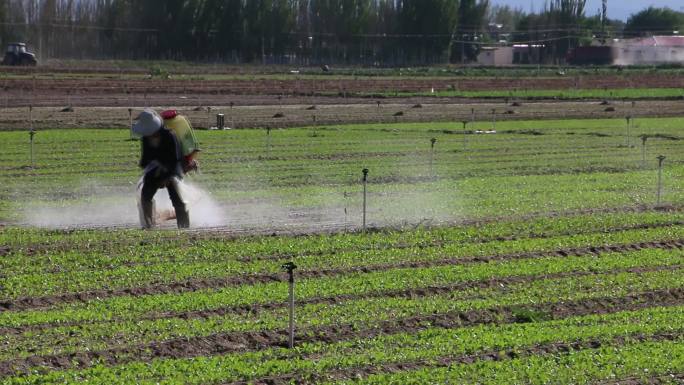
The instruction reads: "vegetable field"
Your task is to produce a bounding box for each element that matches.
[1,115,684,384]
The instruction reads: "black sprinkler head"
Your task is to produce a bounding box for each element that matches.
[281,262,297,272]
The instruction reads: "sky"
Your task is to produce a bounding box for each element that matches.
[490,0,684,21]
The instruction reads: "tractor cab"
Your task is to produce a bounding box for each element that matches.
[8,43,27,54]
[2,43,37,66]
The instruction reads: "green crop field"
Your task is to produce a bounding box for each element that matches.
[1,116,683,384]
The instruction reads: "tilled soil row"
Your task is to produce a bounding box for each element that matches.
[4,75,684,96]
[1,238,682,313]
[2,288,684,378]
[3,99,684,131]
[2,263,680,336]
[236,331,684,385]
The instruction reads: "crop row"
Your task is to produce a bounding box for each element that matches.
[2,118,682,171]
[2,209,680,266]
[345,339,684,385]
[2,259,683,362]
[4,165,683,230]
[2,221,683,299]
[3,304,684,383]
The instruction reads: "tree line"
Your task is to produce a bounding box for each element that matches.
[0,0,682,65]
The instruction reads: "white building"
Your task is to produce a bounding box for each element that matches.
[613,36,684,66]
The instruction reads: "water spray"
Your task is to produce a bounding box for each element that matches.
[657,155,666,206]
[362,168,369,232]
[281,262,297,349]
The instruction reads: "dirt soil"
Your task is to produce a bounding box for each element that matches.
[1,74,683,130]
[2,99,684,130]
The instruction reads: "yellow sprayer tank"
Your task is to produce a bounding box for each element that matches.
[162,110,200,158]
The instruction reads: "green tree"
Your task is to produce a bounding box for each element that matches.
[398,0,459,63]
[452,0,489,63]
[310,0,372,63]
[0,0,6,46]
[624,7,684,37]
[243,0,296,63]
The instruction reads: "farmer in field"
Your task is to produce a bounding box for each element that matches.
[132,108,191,229]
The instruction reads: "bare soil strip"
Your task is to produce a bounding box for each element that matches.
[4,75,684,101]
[1,239,682,313]
[1,288,683,378]
[4,99,684,131]
[236,331,684,385]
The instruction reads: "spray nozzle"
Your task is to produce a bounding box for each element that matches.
[362,168,369,182]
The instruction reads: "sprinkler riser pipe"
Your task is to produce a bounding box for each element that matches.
[362,168,369,232]
[288,278,295,348]
[281,262,297,349]
[657,156,666,206]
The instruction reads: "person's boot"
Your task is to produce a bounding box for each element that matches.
[175,207,190,229]
[140,199,156,229]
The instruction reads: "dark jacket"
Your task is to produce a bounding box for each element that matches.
[139,127,183,178]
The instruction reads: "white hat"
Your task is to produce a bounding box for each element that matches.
[132,109,162,137]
